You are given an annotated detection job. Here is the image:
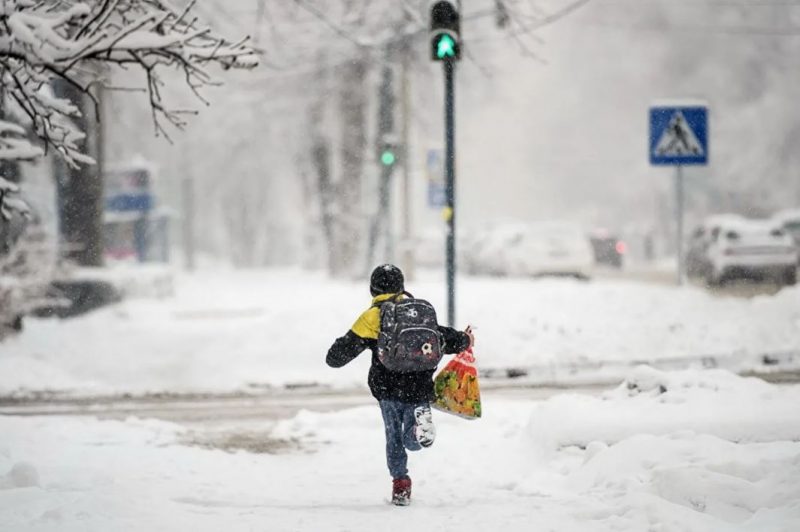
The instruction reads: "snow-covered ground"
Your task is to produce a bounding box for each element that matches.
[1,368,798,531]
[0,268,798,396]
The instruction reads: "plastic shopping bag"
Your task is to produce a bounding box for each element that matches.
[432,347,481,419]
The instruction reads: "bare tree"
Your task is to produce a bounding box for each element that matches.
[307,74,336,273]
[289,0,591,275]
[333,54,368,274]
[93,0,592,272]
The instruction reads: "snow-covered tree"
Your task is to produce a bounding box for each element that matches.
[0,222,60,339]
[0,0,258,222]
[1,0,258,157]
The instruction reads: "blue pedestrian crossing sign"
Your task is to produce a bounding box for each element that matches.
[649,106,708,165]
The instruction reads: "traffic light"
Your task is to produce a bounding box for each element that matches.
[379,142,398,167]
[430,1,460,61]
[380,147,397,167]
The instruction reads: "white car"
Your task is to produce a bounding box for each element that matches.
[412,228,488,270]
[685,214,747,278]
[701,218,797,286]
[462,222,594,279]
[504,222,594,279]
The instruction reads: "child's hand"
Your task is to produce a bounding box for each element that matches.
[465,325,475,348]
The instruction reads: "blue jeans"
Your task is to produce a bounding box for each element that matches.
[378,400,427,479]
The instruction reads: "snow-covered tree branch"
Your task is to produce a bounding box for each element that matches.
[0,0,259,167]
[0,175,29,221]
[0,119,39,220]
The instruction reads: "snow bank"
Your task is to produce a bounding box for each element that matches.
[0,269,798,396]
[0,370,798,531]
[548,434,800,530]
[512,370,800,529]
[527,366,800,448]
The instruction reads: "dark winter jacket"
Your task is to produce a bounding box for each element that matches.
[326,292,470,403]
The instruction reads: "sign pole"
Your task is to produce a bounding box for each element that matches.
[444,58,456,327]
[675,164,685,286]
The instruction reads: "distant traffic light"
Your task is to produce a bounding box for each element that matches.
[430,1,460,61]
[380,147,397,167]
[379,139,399,167]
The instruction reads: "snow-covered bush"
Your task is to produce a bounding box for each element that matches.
[0,223,60,339]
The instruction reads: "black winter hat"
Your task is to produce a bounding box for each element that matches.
[370,264,405,296]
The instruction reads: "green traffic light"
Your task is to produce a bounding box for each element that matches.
[381,150,396,166]
[436,34,456,59]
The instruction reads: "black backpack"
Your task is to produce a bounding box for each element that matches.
[375,293,443,373]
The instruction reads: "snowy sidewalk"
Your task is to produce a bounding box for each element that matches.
[1,368,799,531]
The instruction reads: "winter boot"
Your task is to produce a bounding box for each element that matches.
[413,405,436,448]
[392,477,412,506]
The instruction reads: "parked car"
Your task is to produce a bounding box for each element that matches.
[504,222,594,279]
[690,216,797,286]
[773,208,800,264]
[685,214,746,279]
[589,230,626,269]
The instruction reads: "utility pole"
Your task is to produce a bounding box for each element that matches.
[430,1,461,327]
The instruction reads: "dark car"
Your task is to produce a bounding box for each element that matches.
[589,233,625,269]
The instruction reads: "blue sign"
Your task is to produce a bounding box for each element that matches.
[106,192,152,212]
[649,106,708,165]
[426,149,443,181]
[426,148,446,208]
[428,182,446,208]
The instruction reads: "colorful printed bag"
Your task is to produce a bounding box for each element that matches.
[432,347,482,419]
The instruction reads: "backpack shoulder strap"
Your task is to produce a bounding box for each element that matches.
[371,291,410,309]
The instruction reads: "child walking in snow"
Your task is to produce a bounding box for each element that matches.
[326,264,473,506]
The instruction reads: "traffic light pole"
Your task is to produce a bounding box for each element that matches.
[444,59,456,327]
[429,0,460,326]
